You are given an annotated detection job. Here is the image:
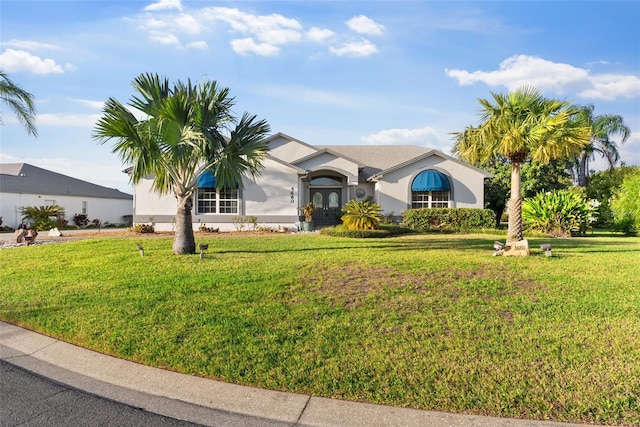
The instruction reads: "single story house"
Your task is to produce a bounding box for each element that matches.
[0,163,133,229]
[132,133,491,231]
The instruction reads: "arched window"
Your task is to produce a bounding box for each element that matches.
[411,170,451,209]
[310,176,342,186]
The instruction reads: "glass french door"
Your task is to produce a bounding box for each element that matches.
[311,189,342,226]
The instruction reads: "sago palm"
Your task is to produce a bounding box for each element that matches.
[341,200,382,230]
[93,73,270,254]
[453,87,590,242]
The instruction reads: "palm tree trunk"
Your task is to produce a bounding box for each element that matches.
[507,162,523,242]
[577,152,589,187]
[173,194,196,255]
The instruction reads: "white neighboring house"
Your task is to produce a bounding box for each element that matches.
[0,163,133,229]
[132,132,492,231]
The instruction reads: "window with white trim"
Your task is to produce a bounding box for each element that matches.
[196,188,238,214]
[411,190,450,209]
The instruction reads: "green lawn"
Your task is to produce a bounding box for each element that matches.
[1,232,639,425]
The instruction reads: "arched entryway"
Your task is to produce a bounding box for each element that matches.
[308,174,344,227]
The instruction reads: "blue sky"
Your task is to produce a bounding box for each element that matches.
[1,0,639,193]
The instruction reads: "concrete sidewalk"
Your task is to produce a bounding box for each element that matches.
[0,321,594,427]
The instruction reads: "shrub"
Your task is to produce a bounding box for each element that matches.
[611,172,640,236]
[232,216,258,231]
[21,205,66,231]
[132,223,155,233]
[402,208,494,232]
[522,189,595,237]
[320,224,412,238]
[73,213,89,227]
[341,200,382,230]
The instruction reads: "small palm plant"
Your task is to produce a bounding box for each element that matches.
[21,205,66,230]
[299,202,317,222]
[341,200,382,230]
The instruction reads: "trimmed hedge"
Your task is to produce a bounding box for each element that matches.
[320,224,413,238]
[402,208,495,232]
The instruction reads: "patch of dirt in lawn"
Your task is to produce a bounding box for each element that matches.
[299,263,546,309]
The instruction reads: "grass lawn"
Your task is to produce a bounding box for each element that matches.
[1,232,639,425]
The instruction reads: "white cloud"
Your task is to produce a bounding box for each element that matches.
[329,39,378,57]
[447,55,588,92]
[173,13,205,35]
[446,54,640,100]
[346,15,385,36]
[3,39,60,51]
[205,7,302,46]
[144,0,182,12]
[0,49,64,74]
[307,27,335,43]
[148,32,180,46]
[231,38,279,56]
[37,113,101,128]
[361,126,442,146]
[580,74,640,100]
[71,99,105,110]
[186,41,208,50]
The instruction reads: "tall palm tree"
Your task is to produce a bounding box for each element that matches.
[0,71,38,137]
[453,87,590,243]
[573,104,630,187]
[93,73,270,255]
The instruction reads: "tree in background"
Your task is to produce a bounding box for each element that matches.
[573,105,630,187]
[611,171,640,235]
[585,165,639,228]
[94,73,270,255]
[481,159,573,228]
[453,87,590,242]
[0,71,37,137]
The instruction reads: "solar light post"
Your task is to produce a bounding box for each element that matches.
[540,243,552,257]
[136,243,144,257]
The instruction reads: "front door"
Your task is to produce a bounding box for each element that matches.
[311,189,342,227]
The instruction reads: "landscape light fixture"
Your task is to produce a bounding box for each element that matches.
[136,243,144,257]
[492,241,505,256]
[199,243,209,259]
[540,243,552,257]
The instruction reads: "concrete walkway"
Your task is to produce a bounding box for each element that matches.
[0,321,596,427]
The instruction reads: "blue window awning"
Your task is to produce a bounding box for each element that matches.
[197,170,216,188]
[411,170,451,192]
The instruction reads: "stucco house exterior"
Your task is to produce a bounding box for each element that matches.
[0,163,133,229]
[132,133,491,231]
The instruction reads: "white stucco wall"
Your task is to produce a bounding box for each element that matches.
[267,135,317,162]
[132,158,303,231]
[375,155,486,215]
[0,192,132,229]
[293,152,359,185]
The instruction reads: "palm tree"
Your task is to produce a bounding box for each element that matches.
[0,71,38,137]
[93,73,270,255]
[21,205,66,230]
[573,105,630,187]
[453,87,590,243]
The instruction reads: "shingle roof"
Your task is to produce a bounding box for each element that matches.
[317,145,436,180]
[0,163,132,199]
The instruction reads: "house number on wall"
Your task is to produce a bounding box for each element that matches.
[290,187,295,203]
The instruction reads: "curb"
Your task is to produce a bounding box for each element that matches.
[0,322,594,427]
